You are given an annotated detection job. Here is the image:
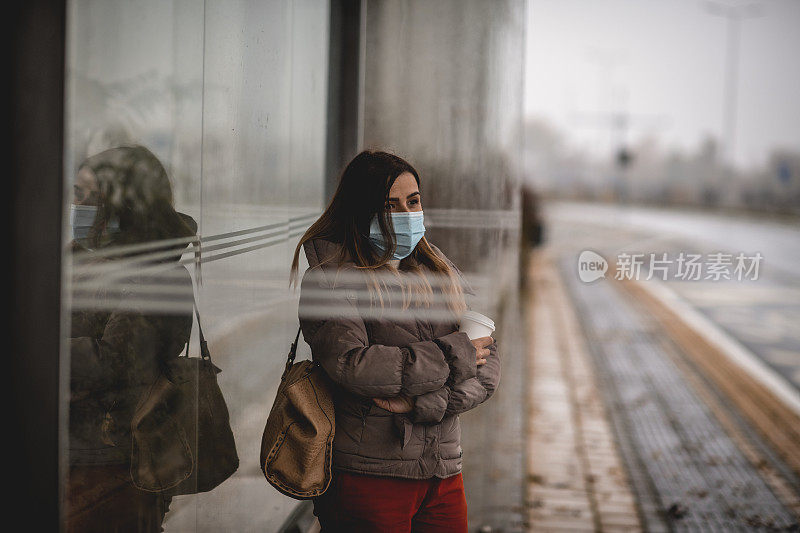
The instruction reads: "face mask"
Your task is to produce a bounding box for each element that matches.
[69,204,120,244]
[368,211,426,260]
[70,204,98,241]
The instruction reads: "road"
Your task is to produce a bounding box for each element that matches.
[543,200,800,392]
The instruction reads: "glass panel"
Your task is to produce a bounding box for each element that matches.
[61,1,329,530]
[361,1,526,527]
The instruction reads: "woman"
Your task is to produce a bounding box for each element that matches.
[66,145,197,532]
[291,150,501,532]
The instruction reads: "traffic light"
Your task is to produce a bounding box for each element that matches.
[616,147,633,169]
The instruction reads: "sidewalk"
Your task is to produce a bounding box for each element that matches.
[526,250,642,531]
[525,248,800,531]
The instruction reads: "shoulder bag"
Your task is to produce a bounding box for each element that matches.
[130,295,239,495]
[260,327,335,499]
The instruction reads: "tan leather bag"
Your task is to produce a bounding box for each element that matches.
[260,328,335,499]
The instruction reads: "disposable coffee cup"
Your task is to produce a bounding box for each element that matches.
[459,310,496,340]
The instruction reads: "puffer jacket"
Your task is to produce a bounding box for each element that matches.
[68,216,196,465]
[298,238,501,479]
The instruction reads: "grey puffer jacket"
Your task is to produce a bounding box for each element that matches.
[298,238,501,480]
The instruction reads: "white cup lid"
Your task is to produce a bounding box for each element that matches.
[461,310,495,331]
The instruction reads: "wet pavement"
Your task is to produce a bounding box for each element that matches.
[525,200,800,531]
[564,257,796,530]
[526,252,642,531]
[545,201,800,393]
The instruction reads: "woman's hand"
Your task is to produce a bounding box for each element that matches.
[471,336,494,366]
[372,394,415,413]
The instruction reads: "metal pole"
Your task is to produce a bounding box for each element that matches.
[703,1,763,170]
[724,13,740,168]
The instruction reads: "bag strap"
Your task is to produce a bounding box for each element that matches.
[184,239,211,361]
[193,295,211,360]
[183,292,211,361]
[283,326,302,375]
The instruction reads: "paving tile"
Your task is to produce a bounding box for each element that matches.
[527,252,643,532]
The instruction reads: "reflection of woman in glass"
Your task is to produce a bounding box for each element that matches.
[66,145,196,533]
[291,151,501,532]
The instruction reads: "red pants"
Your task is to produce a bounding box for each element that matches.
[313,470,469,533]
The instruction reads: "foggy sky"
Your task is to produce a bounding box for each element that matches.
[525,0,800,169]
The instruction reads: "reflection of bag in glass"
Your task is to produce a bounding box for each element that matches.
[130,303,238,495]
[260,327,335,499]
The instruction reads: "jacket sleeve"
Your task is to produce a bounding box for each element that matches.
[70,310,159,391]
[410,340,501,424]
[70,283,193,392]
[299,268,477,399]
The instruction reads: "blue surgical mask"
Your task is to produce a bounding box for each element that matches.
[368,211,426,260]
[69,204,120,244]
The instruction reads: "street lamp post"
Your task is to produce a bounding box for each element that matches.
[703,1,763,171]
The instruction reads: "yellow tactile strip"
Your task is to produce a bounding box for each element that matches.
[526,250,642,532]
[620,277,800,519]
